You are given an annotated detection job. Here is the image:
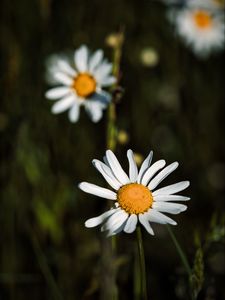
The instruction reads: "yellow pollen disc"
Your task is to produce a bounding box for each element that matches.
[117,183,153,214]
[193,11,212,29]
[72,73,96,98]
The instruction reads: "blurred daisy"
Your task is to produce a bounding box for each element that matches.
[163,0,224,9]
[188,0,225,10]
[173,7,225,57]
[45,45,116,123]
[79,149,190,236]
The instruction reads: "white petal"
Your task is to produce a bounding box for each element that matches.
[53,72,73,85]
[68,103,80,123]
[124,214,138,233]
[57,59,77,77]
[103,155,110,167]
[153,181,190,196]
[103,209,128,234]
[154,195,190,202]
[104,150,130,185]
[45,87,70,100]
[147,209,177,225]
[91,91,112,106]
[92,160,122,190]
[137,151,153,183]
[141,160,166,186]
[139,214,154,235]
[95,90,112,103]
[78,182,116,200]
[51,95,75,114]
[127,149,138,183]
[152,202,187,214]
[74,45,88,72]
[108,225,124,236]
[106,150,130,185]
[99,76,116,87]
[85,101,104,123]
[94,62,113,81]
[148,162,179,190]
[85,209,117,228]
[89,49,103,72]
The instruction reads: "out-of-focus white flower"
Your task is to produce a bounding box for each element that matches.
[162,0,187,6]
[172,7,225,57]
[188,0,225,10]
[79,149,190,236]
[45,45,116,123]
[163,0,224,9]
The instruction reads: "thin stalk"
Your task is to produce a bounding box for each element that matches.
[100,29,125,300]
[106,29,124,151]
[30,231,63,300]
[136,226,148,300]
[166,225,192,277]
[134,245,141,300]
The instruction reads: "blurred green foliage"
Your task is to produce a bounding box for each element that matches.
[0,0,224,299]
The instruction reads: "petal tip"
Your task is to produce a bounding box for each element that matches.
[181,206,188,212]
[174,161,179,167]
[106,149,112,155]
[92,159,97,165]
[84,220,91,228]
[78,182,83,190]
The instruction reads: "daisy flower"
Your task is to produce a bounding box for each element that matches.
[45,45,116,123]
[188,0,225,10]
[79,149,190,236]
[172,6,225,57]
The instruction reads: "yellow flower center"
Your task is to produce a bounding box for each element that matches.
[72,73,96,98]
[193,11,212,29]
[117,183,153,214]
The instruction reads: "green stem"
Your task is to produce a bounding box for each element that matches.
[101,29,125,300]
[136,226,148,300]
[166,225,192,277]
[134,243,141,300]
[30,231,63,300]
[106,30,124,151]
[107,102,117,151]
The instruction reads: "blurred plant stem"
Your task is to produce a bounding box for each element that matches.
[9,204,16,300]
[166,225,192,277]
[190,244,204,300]
[189,214,224,300]
[134,245,141,300]
[106,29,124,151]
[100,29,124,300]
[30,230,63,300]
[136,226,148,300]
[167,226,202,300]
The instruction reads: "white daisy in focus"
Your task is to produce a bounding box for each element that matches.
[79,149,190,236]
[45,45,116,123]
[173,7,225,57]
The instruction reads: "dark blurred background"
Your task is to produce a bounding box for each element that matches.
[0,0,224,299]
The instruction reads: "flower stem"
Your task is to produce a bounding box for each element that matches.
[30,230,63,300]
[166,225,192,277]
[100,29,125,300]
[107,30,124,254]
[136,226,148,300]
[106,29,124,151]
